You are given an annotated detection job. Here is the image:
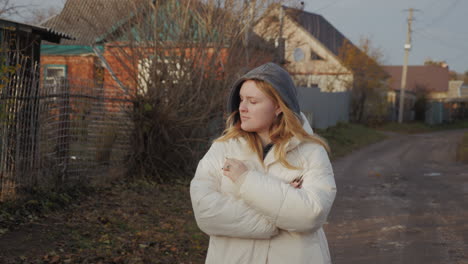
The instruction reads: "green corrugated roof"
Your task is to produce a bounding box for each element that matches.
[41,44,103,55]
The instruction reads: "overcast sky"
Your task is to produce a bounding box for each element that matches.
[304,0,468,73]
[10,0,468,73]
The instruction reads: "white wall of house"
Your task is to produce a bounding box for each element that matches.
[429,92,450,100]
[253,7,353,92]
[448,80,463,98]
[461,85,468,97]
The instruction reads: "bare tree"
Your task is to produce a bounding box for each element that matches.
[94,0,285,181]
[24,6,61,25]
[0,0,26,18]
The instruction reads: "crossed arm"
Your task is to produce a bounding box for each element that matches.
[190,142,278,239]
[190,142,336,238]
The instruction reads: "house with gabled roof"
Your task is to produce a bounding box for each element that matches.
[383,65,450,100]
[446,80,468,120]
[253,5,367,92]
[383,65,451,121]
[461,84,468,97]
[42,0,144,46]
[40,0,276,96]
[39,0,145,93]
[383,64,468,122]
[448,80,468,99]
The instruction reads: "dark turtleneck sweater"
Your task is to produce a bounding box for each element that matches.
[263,143,274,160]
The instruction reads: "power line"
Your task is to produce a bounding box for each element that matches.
[414,26,468,42]
[414,0,461,31]
[420,0,444,14]
[312,0,348,12]
[445,50,468,64]
[414,29,467,53]
[413,30,468,72]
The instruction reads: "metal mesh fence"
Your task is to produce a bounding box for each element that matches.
[0,63,133,201]
[0,55,42,200]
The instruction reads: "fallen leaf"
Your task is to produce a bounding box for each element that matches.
[50,255,61,263]
[139,243,148,249]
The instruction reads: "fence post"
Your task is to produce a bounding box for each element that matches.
[56,78,71,187]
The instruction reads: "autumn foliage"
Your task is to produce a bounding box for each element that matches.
[338,38,389,124]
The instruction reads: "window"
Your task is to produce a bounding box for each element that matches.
[310,50,324,61]
[44,65,66,95]
[293,48,305,62]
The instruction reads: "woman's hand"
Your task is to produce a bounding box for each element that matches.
[290,176,303,189]
[223,158,248,183]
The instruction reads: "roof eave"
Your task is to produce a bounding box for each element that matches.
[0,18,75,43]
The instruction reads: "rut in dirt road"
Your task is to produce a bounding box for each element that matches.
[326,129,468,264]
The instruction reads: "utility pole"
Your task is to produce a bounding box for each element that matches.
[398,8,414,123]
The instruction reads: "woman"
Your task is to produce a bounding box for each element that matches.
[190,62,336,264]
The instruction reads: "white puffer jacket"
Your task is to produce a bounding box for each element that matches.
[190,120,336,264]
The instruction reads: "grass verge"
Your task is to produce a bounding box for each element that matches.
[0,180,208,264]
[316,122,387,159]
[0,185,94,234]
[457,132,468,163]
[377,120,468,134]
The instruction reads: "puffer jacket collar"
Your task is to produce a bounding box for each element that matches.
[236,135,302,168]
[235,112,312,167]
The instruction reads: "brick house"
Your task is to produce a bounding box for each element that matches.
[40,0,138,93]
[41,0,275,100]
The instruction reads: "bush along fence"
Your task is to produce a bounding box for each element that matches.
[0,64,132,201]
[296,87,350,129]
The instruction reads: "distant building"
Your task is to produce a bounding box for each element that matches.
[254,5,383,92]
[383,65,449,99]
[448,80,468,99]
[41,0,275,94]
[383,65,468,123]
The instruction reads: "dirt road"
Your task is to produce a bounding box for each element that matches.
[325,129,468,264]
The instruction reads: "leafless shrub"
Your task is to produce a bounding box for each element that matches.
[96,0,285,182]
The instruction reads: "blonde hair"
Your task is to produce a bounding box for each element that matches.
[216,79,330,170]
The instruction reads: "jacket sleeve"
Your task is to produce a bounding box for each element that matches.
[238,144,336,233]
[190,142,279,239]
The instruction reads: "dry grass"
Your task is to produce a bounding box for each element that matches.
[377,121,468,134]
[0,181,208,264]
[457,132,468,163]
[317,122,387,159]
